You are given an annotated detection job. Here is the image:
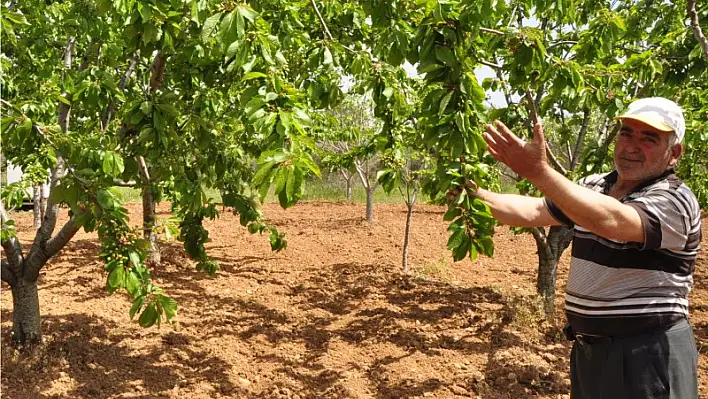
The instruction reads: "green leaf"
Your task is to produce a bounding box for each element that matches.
[435,46,457,68]
[253,161,276,187]
[157,294,178,322]
[129,251,141,268]
[96,189,115,210]
[108,265,126,290]
[138,302,158,328]
[126,271,142,297]
[476,236,494,257]
[237,4,258,22]
[323,47,333,65]
[201,12,223,42]
[102,151,125,177]
[439,90,453,116]
[243,71,267,80]
[129,295,146,320]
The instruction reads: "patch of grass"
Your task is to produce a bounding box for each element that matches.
[415,254,452,280]
[113,179,404,206]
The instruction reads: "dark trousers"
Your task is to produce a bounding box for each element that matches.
[570,318,698,399]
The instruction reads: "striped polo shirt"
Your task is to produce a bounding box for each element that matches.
[545,168,702,336]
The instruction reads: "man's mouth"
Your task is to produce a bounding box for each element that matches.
[619,156,643,163]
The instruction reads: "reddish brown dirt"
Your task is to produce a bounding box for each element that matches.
[2,202,707,399]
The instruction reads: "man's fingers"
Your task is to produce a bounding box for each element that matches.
[494,120,523,145]
[485,123,509,146]
[533,121,545,144]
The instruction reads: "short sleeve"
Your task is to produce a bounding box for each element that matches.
[624,189,696,251]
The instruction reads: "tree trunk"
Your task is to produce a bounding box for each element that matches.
[32,184,41,230]
[365,186,374,222]
[345,174,353,202]
[142,186,160,265]
[402,194,416,274]
[11,277,41,345]
[40,184,47,222]
[533,226,573,315]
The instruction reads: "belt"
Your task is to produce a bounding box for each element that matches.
[563,323,612,345]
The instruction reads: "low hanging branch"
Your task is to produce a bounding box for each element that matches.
[525,90,568,176]
[102,52,139,130]
[688,0,708,59]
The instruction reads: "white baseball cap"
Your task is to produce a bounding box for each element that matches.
[615,97,686,142]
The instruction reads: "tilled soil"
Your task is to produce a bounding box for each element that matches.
[2,202,707,398]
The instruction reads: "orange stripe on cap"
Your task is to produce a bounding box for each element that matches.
[614,114,674,133]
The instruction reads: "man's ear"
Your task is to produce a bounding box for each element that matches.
[668,143,683,167]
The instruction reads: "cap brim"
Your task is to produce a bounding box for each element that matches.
[614,115,674,133]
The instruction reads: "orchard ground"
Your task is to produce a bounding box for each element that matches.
[2,201,707,399]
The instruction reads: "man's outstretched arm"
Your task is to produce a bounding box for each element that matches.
[483,121,645,244]
[473,188,561,228]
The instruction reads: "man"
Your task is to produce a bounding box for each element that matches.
[474,97,702,398]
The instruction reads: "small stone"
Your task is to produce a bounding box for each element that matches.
[542,353,558,363]
[471,371,485,383]
[246,289,253,294]
[562,378,571,388]
[51,297,58,304]
[237,377,251,387]
[423,392,434,397]
[59,371,68,379]
[32,386,41,394]
[220,382,235,393]
[453,363,463,370]
[449,384,468,395]
[87,363,97,370]
[507,372,517,381]
[495,376,505,386]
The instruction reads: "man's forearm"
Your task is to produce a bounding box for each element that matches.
[530,165,643,241]
[476,188,552,227]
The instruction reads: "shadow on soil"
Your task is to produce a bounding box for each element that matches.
[0,311,238,399]
[184,261,571,398]
[6,250,571,398]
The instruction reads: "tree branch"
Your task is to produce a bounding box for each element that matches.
[24,217,81,281]
[102,53,139,130]
[525,90,568,176]
[354,161,369,189]
[480,59,502,69]
[0,200,24,272]
[480,27,504,36]
[310,0,333,41]
[569,109,590,171]
[547,40,578,50]
[688,0,708,60]
[1,259,17,286]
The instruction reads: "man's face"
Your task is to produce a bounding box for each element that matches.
[613,119,682,181]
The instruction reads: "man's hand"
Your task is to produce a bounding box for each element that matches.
[483,120,549,180]
[446,180,479,203]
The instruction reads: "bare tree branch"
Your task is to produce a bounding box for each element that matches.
[480,60,502,69]
[525,90,568,176]
[569,109,590,171]
[24,218,80,281]
[688,0,708,60]
[480,27,504,36]
[0,201,24,271]
[1,259,17,286]
[354,161,369,189]
[310,0,333,40]
[547,41,578,50]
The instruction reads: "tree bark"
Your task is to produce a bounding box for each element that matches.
[32,184,41,230]
[365,186,374,222]
[11,277,41,345]
[688,0,708,60]
[341,169,353,202]
[532,226,573,315]
[402,194,416,273]
[138,157,160,265]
